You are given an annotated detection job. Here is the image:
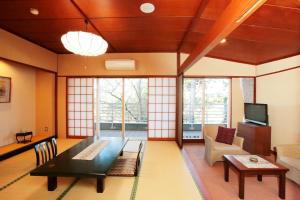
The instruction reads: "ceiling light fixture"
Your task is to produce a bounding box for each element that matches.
[140,3,155,14]
[236,0,263,23]
[220,38,227,44]
[61,20,108,56]
[30,8,39,16]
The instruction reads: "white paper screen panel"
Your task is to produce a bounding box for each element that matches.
[67,78,94,137]
[148,77,176,138]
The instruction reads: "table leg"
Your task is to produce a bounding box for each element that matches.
[279,174,286,199]
[97,177,105,193]
[239,173,245,199]
[257,175,262,182]
[48,176,57,191]
[224,160,229,182]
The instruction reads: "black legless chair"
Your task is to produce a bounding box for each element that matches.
[50,138,57,158]
[34,142,51,166]
[134,142,143,176]
[34,138,57,166]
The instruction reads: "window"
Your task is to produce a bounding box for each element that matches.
[94,78,148,139]
[124,79,148,139]
[67,77,176,139]
[183,78,230,139]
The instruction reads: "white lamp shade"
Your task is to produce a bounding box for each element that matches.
[61,31,108,56]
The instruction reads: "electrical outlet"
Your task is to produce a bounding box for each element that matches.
[44,127,48,132]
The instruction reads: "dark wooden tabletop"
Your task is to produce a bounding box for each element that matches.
[223,154,288,172]
[30,137,128,178]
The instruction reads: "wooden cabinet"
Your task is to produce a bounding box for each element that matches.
[237,122,271,156]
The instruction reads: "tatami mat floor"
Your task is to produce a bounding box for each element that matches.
[0,139,203,200]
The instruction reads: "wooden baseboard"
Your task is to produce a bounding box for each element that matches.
[183,139,204,143]
[148,138,176,141]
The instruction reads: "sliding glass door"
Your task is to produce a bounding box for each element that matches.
[183,79,203,139]
[93,78,148,139]
[124,79,148,139]
[204,79,230,126]
[183,78,230,140]
[97,78,123,137]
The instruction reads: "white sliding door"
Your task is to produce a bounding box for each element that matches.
[67,78,94,137]
[148,77,176,139]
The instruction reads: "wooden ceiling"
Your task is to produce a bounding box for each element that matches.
[0,0,299,65]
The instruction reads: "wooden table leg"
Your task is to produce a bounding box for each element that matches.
[239,173,245,199]
[48,176,57,191]
[279,174,286,199]
[97,177,105,193]
[257,175,262,182]
[224,160,229,182]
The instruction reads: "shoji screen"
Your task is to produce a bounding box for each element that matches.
[67,78,94,137]
[148,77,176,139]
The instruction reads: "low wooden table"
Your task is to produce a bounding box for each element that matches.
[30,137,127,193]
[223,154,289,199]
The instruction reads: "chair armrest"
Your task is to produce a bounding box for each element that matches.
[276,144,300,159]
[204,135,214,147]
[233,136,244,148]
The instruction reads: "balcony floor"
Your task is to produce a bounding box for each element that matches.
[98,130,203,140]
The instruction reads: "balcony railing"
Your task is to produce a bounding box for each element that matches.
[183,103,228,125]
[95,102,147,123]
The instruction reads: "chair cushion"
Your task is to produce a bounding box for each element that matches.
[279,156,300,170]
[278,156,300,185]
[107,157,137,177]
[215,126,235,145]
[214,142,241,151]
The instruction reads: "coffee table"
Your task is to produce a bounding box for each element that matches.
[223,154,289,199]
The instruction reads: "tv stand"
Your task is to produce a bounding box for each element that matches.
[237,122,271,156]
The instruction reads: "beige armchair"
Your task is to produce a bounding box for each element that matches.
[203,124,247,166]
[275,144,300,185]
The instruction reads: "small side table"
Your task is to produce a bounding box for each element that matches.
[16,132,33,143]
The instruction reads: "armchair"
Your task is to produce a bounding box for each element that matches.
[203,124,247,166]
[275,144,300,185]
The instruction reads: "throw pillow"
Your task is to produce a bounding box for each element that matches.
[215,126,236,145]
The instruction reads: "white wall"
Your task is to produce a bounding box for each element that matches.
[184,55,256,76]
[58,53,177,76]
[0,59,36,146]
[256,55,300,76]
[256,56,300,147]
[0,28,57,72]
[231,78,245,129]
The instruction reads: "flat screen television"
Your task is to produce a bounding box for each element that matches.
[244,103,268,126]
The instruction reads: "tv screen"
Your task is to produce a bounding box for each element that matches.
[244,103,268,125]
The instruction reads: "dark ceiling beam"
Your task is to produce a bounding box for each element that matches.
[70,0,116,52]
[177,0,209,52]
[178,0,268,75]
